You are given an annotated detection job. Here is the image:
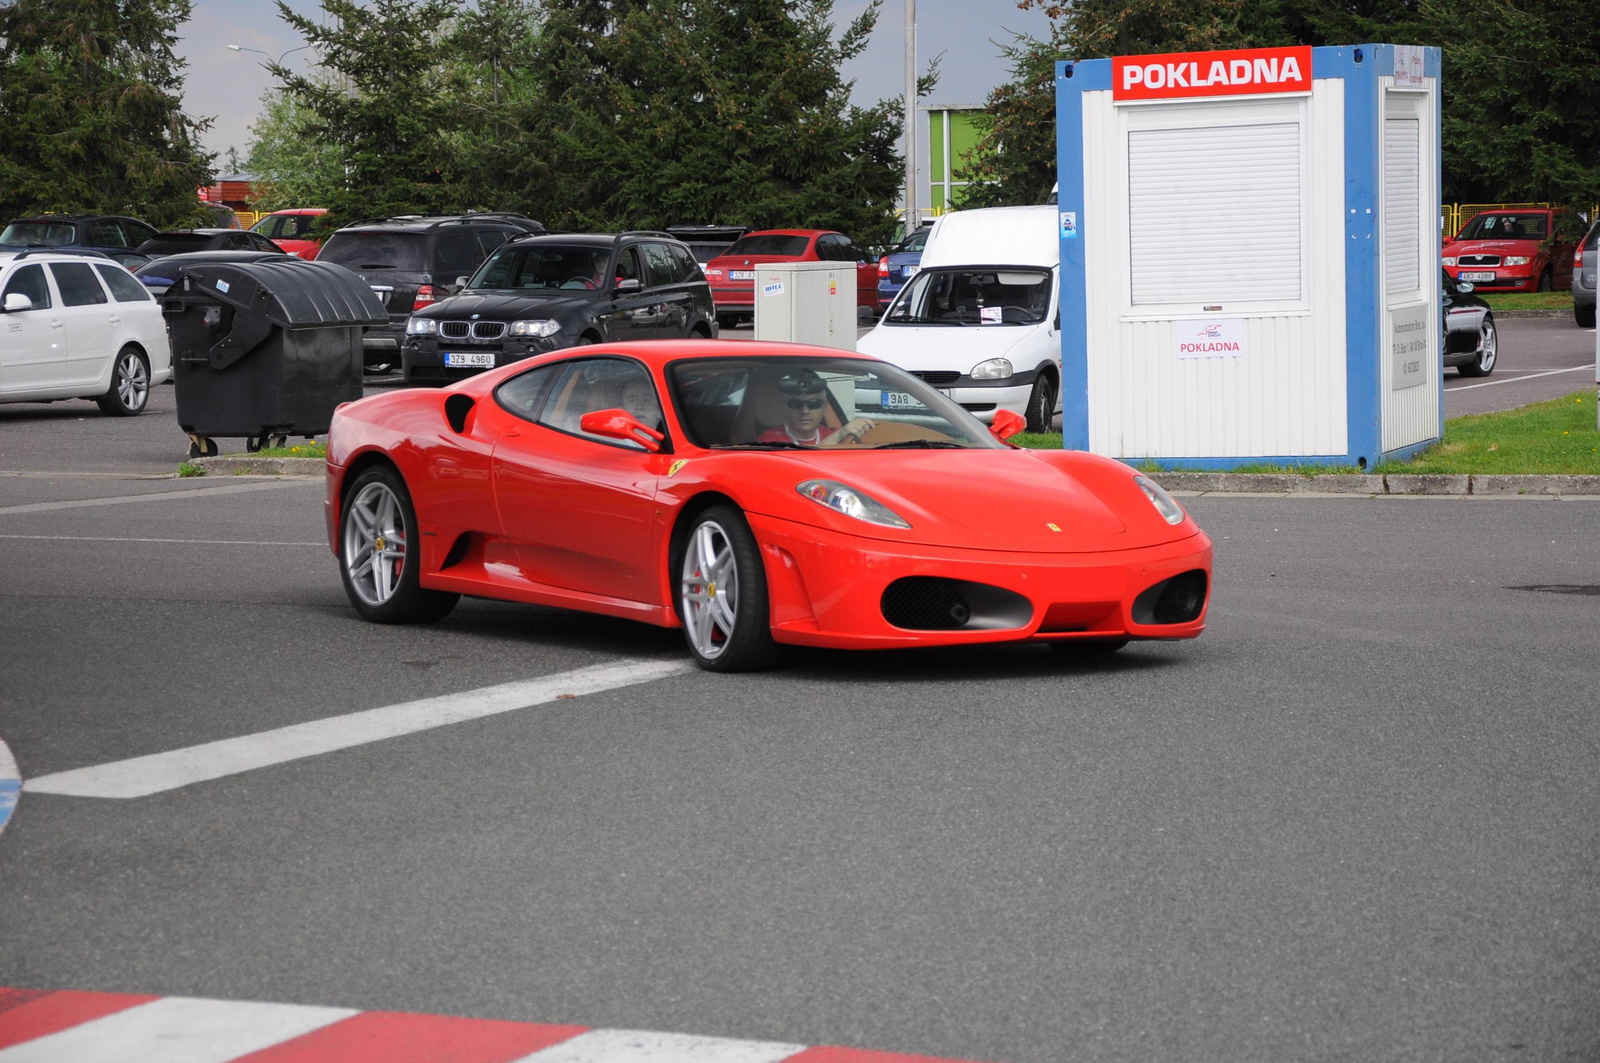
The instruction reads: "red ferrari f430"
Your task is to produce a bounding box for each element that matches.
[326,341,1211,671]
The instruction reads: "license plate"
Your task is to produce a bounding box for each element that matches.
[444,352,495,368]
[882,390,927,410]
[902,266,919,279]
[1460,271,1496,281]
[729,270,755,280]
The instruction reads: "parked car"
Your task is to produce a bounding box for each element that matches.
[704,229,877,330]
[133,249,314,297]
[327,340,1211,670]
[1442,269,1497,377]
[858,205,1062,432]
[251,208,328,260]
[0,250,173,415]
[877,224,933,312]
[1572,219,1598,328]
[402,231,716,385]
[136,229,284,260]
[317,213,544,373]
[665,225,748,264]
[1442,208,1584,293]
[199,203,243,229]
[0,214,158,269]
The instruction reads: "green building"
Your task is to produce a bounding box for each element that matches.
[922,104,988,218]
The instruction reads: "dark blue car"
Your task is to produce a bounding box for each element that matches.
[876,224,933,311]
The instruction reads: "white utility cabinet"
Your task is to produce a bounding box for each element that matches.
[752,260,856,351]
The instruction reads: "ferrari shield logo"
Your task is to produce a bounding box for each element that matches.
[668,459,688,477]
[1046,523,1061,532]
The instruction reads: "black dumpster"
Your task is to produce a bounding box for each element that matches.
[164,259,388,456]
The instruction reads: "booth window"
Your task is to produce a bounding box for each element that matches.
[1127,121,1304,307]
[1382,118,1422,296]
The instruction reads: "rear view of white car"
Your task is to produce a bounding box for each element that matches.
[0,251,172,415]
[858,205,1062,431]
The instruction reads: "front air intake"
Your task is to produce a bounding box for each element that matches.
[1131,569,1208,625]
[880,577,1032,631]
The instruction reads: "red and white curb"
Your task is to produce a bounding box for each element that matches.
[0,989,992,1063]
[0,737,18,838]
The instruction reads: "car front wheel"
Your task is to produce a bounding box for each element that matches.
[97,347,149,416]
[339,465,459,624]
[677,506,778,672]
[1457,316,1497,377]
[1025,373,1055,433]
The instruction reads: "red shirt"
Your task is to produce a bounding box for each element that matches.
[757,424,828,445]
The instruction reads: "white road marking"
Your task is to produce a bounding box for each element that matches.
[0,534,322,546]
[0,997,357,1063]
[1445,364,1593,392]
[24,658,695,799]
[0,479,307,516]
[513,1029,808,1063]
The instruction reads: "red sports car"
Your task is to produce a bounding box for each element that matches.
[326,341,1212,671]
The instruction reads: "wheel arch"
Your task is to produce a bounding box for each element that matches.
[663,490,741,621]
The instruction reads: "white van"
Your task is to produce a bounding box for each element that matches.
[857,205,1060,430]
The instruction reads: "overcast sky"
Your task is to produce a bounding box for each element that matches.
[175,0,1054,166]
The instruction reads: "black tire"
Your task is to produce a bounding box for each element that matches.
[675,505,778,672]
[338,464,459,624]
[1050,638,1129,655]
[1537,268,1553,293]
[715,313,739,332]
[96,347,150,416]
[1577,302,1596,328]
[1456,315,1497,377]
[1025,372,1056,433]
[366,363,394,376]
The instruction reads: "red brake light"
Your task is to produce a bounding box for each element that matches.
[878,256,889,277]
[413,284,440,310]
[1574,231,1588,267]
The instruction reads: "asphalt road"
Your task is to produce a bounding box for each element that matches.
[1444,315,1597,418]
[1,452,1597,1059]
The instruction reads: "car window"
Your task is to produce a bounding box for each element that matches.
[669,243,701,282]
[1455,212,1548,241]
[538,358,665,446]
[900,228,931,253]
[887,267,1052,326]
[839,240,865,263]
[1,221,77,246]
[317,232,429,271]
[2,263,52,309]
[476,230,510,259]
[94,263,153,302]
[641,243,677,288]
[494,364,560,422]
[432,231,486,276]
[814,234,842,261]
[123,220,158,244]
[470,245,609,290]
[1554,213,1586,241]
[49,262,109,305]
[88,220,128,248]
[722,233,811,257]
[252,216,281,238]
[614,247,642,285]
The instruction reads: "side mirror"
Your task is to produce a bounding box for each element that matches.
[1053,310,1060,331]
[615,278,642,293]
[990,409,1027,442]
[2,292,33,313]
[579,407,664,452]
[454,276,469,288]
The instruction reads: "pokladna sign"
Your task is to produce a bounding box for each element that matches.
[1113,46,1311,101]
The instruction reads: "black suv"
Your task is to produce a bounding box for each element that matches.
[402,231,717,385]
[315,213,544,372]
[0,214,159,268]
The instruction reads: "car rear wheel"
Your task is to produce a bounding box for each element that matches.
[96,347,149,416]
[339,465,459,624]
[1025,373,1055,433]
[1457,316,1497,377]
[677,506,778,672]
[1578,302,1596,328]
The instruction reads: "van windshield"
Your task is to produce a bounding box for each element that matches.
[885,267,1052,326]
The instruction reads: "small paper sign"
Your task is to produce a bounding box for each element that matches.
[1175,318,1244,358]
[762,281,784,297]
[980,306,1003,325]
[1393,45,1425,88]
[1059,211,1078,240]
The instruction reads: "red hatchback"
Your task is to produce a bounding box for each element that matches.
[1442,208,1583,293]
[704,229,877,329]
[249,208,328,260]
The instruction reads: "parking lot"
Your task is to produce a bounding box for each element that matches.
[2,318,1599,1061]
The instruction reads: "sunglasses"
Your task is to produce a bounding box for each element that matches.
[785,398,825,411]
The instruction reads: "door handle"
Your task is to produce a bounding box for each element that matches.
[108,315,120,325]
[49,319,64,329]
[503,428,522,438]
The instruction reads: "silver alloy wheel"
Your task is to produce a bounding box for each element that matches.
[680,520,738,660]
[117,352,148,410]
[1478,319,1497,372]
[343,481,407,607]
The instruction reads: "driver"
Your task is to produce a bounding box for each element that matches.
[758,369,874,446]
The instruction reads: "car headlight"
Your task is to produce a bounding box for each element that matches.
[1440,256,1456,266]
[1134,474,1185,525]
[1503,256,1530,266]
[406,317,437,336]
[970,357,1013,380]
[509,319,561,338]
[796,479,911,529]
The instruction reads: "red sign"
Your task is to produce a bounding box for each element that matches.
[1113,46,1311,101]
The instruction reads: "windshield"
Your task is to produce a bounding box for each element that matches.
[1455,213,1548,241]
[139,234,220,255]
[468,245,611,291]
[669,356,1003,450]
[897,228,931,253]
[721,234,810,257]
[885,267,1052,326]
[1,222,76,247]
[317,231,429,272]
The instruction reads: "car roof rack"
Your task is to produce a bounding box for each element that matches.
[617,230,677,242]
[11,247,113,261]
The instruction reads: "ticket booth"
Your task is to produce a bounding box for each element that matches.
[1055,44,1441,468]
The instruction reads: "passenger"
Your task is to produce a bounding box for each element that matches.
[618,376,662,427]
[758,370,874,446]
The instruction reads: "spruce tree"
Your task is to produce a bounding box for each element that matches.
[0,0,214,226]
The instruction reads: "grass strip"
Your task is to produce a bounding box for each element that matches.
[1478,291,1574,311]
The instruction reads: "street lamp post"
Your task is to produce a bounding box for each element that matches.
[903,0,917,233]
[226,43,311,68]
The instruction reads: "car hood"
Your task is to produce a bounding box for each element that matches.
[1448,240,1537,253]
[420,291,591,321]
[727,448,1196,553]
[857,322,1039,373]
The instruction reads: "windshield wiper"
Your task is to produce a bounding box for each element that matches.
[709,441,812,450]
[871,439,970,449]
[358,263,395,269]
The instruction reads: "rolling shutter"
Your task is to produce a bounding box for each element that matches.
[1382,118,1421,295]
[1127,121,1303,305]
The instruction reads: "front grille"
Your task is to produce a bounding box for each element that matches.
[880,576,1032,631]
[439,320,506,342]
[914,371,960,386]
[1459,254,1501,267]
